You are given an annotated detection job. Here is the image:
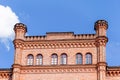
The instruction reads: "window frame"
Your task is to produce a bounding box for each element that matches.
[86,53,92,64]
[51,53,58,65]
[36,54,43,65]
[61,53,67,65]
[76,53,83,64]
[27,54,34,65]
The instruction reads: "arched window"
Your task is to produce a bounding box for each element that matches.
[51,54,58,65]
[27,54,34,65]
[86,53,92,64]
[76,53,82,64]
[61,53,67,64]
[36,54,43,65]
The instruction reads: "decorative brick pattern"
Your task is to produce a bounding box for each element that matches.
[0,20,120,80]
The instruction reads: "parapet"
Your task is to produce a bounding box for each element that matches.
[14,23,27,39]
[14,23,27,32]
[46,32,74,40]
[94,20,108,30]
[94,20,108,37]
[14,20,108,41]
[25,33,96,41]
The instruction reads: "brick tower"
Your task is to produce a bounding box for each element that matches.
[95,20,108,80]
[12,23,27,80]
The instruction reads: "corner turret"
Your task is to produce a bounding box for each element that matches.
[14,23,27,39]
[95,20,108,80]
[94,20,108,37]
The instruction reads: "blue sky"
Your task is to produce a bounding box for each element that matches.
[0,0,120,68]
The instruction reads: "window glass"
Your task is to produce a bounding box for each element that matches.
[86,53,92,64]
[61,53,67,64]
[76,53,82,64]
[51,54,58,65]
[36,54,43,65]
[27,54,34,65]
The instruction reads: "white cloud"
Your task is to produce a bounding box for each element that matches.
[0,5,20,51]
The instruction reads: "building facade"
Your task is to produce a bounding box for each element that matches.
[0,20,120,80]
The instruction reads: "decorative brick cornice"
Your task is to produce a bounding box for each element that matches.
[0,69,12,79]
[20,65,97,74]
[95,36,108,46]
[13,39,24,48]
[13,39,96,49]
[106,70,120,77]
[106,66,120,77]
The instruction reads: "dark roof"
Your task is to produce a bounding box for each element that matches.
[0,68,12,71]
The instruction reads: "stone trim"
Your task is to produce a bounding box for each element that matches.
[20,64,97,74]
[14,39,96,49]
[95,36,108,46]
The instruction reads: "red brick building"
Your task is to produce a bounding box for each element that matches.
[0,20,120,80]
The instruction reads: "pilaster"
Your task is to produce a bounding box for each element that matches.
[97,62,107,80]
[12,64,21,80]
